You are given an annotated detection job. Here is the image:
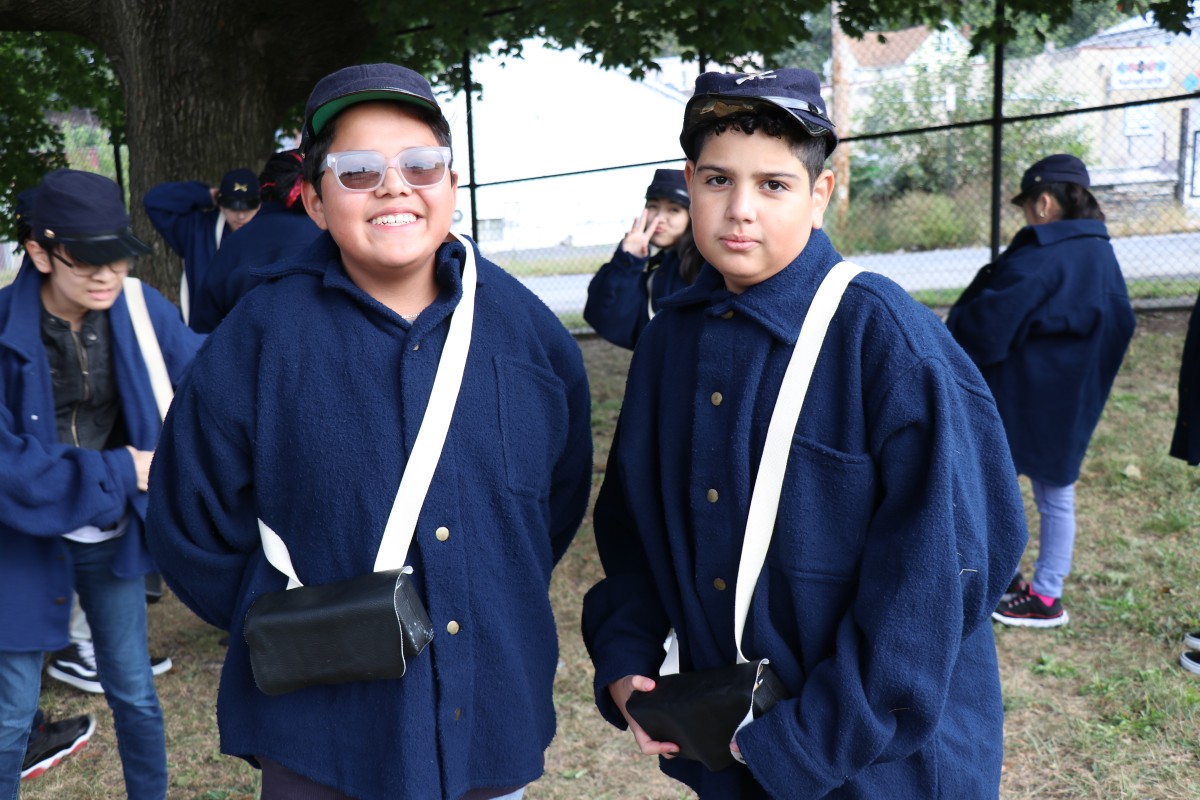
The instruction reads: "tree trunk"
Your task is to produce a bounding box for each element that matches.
[0,0,370,298]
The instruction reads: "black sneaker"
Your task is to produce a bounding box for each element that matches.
[21,713,96,780]
[1181,651,1200,676]
[1001,571,1028,603]
[992,585,1069,628]
[46,641,101,694]
[48,641,172,693]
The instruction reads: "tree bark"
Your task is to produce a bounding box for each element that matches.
[1,0,370,297]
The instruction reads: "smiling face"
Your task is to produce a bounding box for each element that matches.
[302,101,458,296]
[28,242,127,329]
[685,128,833,294]
[644,197,690,248]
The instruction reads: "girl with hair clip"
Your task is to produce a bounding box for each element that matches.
[191,150,322,332]
[584,168,700,349]
[948,154,1136,629]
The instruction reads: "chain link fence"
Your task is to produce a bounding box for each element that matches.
[7,12,1200,323]
[453,13,1200,327]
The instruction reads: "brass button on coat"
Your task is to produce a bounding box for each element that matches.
[711,392,723,406]
[721,310,735,320]
[706,488,719,503]
[435,526,450,541]
[447,620,460,635]
[713,577,727,591]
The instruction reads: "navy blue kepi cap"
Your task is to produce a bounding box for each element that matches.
[32,169,151,265]
[1012,154,1091,205]
[218,168,261,210]
[302,63,445,150]
[15,187,37,224]
[681,68,838,160]
[645,168,689,208]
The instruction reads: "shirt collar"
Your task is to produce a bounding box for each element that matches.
[1011,218,1109,250]
[658,228,844,344]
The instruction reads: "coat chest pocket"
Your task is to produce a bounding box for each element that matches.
[771,435,875,580]
[494,355,569,498]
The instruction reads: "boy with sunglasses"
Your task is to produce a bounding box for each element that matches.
[0,169,203,798]
[145,64,592,800]
[582,69,1028,798]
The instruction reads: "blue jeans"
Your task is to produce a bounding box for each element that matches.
[1030,479,1076,599]
[0,652,43,799]
[0,536,167,799]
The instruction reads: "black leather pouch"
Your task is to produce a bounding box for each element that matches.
[243,568,434,696]
[625,659,789,772]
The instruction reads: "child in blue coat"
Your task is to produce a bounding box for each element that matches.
[143,168,260,326]
[0,169,203,798]
[582,68,1028,798]
[145,64,592,800]
[189,150,321,332]
[584,168,698,348]
[948,154,1135,629]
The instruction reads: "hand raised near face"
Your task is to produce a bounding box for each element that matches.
[620,207,662,258]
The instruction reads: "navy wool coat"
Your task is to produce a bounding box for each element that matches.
[946,219,1135,486]
[1171,290,1200,465]
[143,180,224,324]
[145,234,592,800]
[189,200,321,333]
[0,264,202,651]
[583,230,1028,798]
[584,245,691,349]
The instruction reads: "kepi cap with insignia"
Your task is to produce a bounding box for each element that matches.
[31,169,151,265]
[218,168,261,210]
[645,169,689,209]
[1011,154,1090,205]
[680,68,837,160]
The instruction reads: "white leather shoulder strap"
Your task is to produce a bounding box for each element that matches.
[258,233,479,585]
[122,277,174,423]
[733,261,864,663]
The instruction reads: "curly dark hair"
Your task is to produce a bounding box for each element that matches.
[685,106,829,184]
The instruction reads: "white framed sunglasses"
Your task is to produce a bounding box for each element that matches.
[321,147,452,192]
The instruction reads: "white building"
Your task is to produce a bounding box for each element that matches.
[442,40,692,252]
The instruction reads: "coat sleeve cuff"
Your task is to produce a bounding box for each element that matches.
[736,700,843,798]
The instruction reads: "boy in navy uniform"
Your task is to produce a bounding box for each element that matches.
[582,69,1028,798]
[0,169,203,798]
[145,64,591,800]
[190,150,321,332]
[143,167,260,326]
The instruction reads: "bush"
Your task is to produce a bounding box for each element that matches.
[825,189,984,255]
[888,191,982,251]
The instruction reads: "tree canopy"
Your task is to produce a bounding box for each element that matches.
[0,0,1194,289]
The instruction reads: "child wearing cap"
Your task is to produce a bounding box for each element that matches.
[143,167,261,327]
[0,168,203,798]
[189,150,321,333]
[948,154,1135,630]
[584,168,698,349]
[144,64,591,800]
[582,68,1028,798]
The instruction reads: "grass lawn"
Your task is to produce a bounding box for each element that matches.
[24,310,1200,799]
